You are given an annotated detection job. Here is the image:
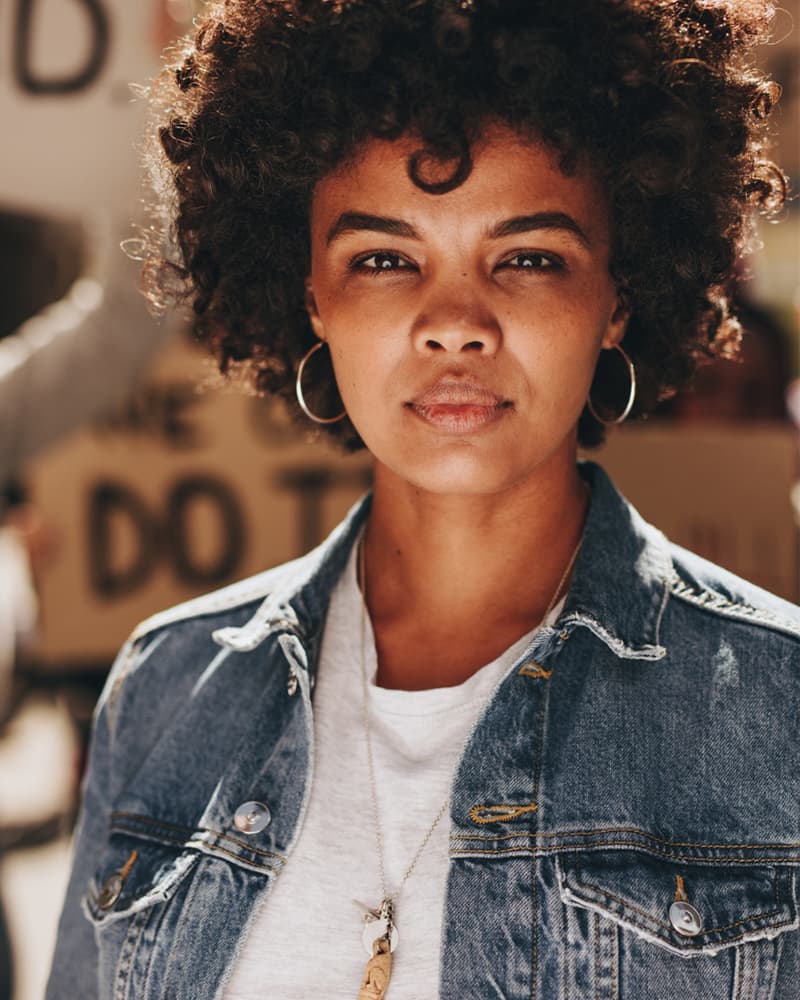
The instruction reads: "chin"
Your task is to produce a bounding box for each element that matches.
[382,448,527,498]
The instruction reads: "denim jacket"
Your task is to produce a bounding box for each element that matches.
[47,462,800,999]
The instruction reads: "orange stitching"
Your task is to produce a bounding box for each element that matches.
[671,916,796,951]
[611,919,618,999]
[194,840,281,870]
[609,924,619,1000]
[674,875,687,902]
[530,686,551,1000]
[518,661,553,679]
[449,824,800,850]
[197,835,282,861]
[469,803,538,825]
[119,849,138,881]
[113,906,148,1000]
[531,856,537,1000]
[573,874,674,931]
[532,695,547,796]
[449,842,800,865]
[110,811,285,861]
[110,822,284,867]
[734,946,744,1000]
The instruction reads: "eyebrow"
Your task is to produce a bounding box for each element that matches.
[488,212,592,248]
[326,210,592,248]
[326,212,418,245]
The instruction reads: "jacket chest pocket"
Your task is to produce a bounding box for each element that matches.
[80,823,275,1000]
[81,833,204,1000]
[83,834,201,927]
[557,851,799,1000]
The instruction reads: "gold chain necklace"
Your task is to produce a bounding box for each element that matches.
[355,525,584,999]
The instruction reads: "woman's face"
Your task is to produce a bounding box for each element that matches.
[307,123,627,497]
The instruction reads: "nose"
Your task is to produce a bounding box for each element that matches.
[410,278,501,355]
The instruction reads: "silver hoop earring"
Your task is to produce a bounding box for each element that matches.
[587,344,636,425]
[295,341,346,425]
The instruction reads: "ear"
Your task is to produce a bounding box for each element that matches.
[305,281,326,341]
[601,290,630,350]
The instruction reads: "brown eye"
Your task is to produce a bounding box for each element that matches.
[501,252,562,270]
[355,252,413,271]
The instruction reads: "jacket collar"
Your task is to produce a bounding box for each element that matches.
[210,494,371,658]
[213,461,672,664]
[563,461,671,660]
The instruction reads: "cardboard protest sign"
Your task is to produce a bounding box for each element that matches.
[0,0,163,219]
[27,336,370,667]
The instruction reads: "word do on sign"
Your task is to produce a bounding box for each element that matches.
[87,475,245,599]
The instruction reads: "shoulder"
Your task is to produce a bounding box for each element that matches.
[666,539,800,646]
[95,552,316,738]
[573,461,800,663]
[96,496,369,730]
[127,554,307,643]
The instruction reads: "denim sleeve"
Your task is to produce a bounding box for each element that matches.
[44,638,136,1000]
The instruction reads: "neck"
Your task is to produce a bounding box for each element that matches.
[362,454,589,690]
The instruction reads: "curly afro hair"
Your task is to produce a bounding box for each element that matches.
[143,0,786,449]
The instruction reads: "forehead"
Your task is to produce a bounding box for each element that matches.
[311,124,610,242]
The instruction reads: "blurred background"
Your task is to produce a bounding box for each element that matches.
[0,1,797,997]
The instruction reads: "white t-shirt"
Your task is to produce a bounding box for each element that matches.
[224,543,556,998]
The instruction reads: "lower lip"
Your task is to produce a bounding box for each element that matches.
[407,402,508,434]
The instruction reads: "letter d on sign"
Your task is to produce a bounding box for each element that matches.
[14,0,111,95]
[88,481,158,599]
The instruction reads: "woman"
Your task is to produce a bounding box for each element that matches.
[48,2,798,998]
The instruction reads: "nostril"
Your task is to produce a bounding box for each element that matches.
[420,332,493,352]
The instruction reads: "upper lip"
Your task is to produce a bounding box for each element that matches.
[408,377,507,408]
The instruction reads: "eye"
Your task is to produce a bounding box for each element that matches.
[498,251,563,272]
[351,251,417,275]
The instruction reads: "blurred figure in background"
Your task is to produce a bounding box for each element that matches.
[0,482,37,1000]
[0,203,174,1000]
[0,482,40,723]
[0,208,177,482]
[656,293,794,423]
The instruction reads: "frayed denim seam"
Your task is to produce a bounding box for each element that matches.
[671,576,800,641]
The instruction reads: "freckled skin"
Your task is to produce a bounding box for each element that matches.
[306,124,627,501]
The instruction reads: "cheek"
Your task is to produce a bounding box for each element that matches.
[321,291,409,371]
[326,335,395,414]
[509,302,606,378]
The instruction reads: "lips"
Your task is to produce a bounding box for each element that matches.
[405,378,511,433]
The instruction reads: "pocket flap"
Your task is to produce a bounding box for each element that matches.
[83,833,201,927]
[558,852,798,956]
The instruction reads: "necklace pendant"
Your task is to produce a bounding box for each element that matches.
[361,914,399,955]
[361,897,399,955]
[378,898,394,928]
[358,935,393,1000]
[353,899,382,923]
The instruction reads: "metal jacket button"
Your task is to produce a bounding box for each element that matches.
[233,801,271,834]
[96,849,138,910]
[97,873,124,910]
[669,900,703,936]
